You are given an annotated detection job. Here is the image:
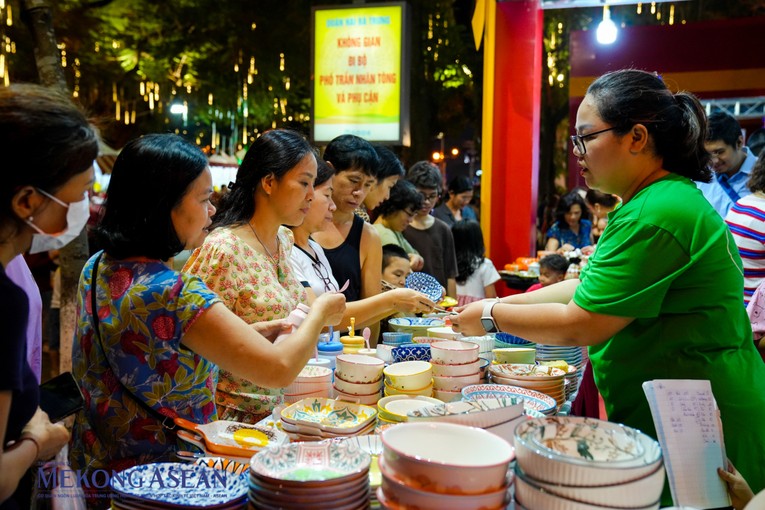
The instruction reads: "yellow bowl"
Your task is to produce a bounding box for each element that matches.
[492,348,536,364]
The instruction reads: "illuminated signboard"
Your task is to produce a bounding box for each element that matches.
[312,3,410,145]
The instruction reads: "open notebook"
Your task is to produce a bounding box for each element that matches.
[642,379,731,509]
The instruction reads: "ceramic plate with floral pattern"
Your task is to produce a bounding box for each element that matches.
[280,397,377,434]
[405,272,443,302]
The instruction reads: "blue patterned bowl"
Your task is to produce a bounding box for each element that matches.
[392,344,432,363]
[495,332,534,347]
[388,317,445,336]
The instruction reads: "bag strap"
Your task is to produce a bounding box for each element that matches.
[90,252,177,432]
[716,173,742,205]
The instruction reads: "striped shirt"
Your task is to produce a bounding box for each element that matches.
[725,193,765,304]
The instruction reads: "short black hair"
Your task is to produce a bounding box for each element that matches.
[213,129,315,229]
[406,161,442,192]
[706,112,742,147]
[373,145,405,182]
[323,134,379,177]
[539,254,569,274]
[382,243,409,269]
[315,156,335,188]
[447,175,473,195]
[585,189,618,208]
[376,179,423,217]
[96,134,207,260]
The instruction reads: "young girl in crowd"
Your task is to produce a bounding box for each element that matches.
[373,179,425,271]
[452,220,500,306]
[71,134,344,487]
[433,175,477,227]
[184,129,335,424]
[453,69,765,504]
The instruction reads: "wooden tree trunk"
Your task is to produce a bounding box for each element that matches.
[21,0,90,374]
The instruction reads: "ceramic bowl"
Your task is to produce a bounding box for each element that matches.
[250,440,371,486]
[405,397,524,429]
[461,336,495,356]
[383,380,434,397]
[382,398,440,421]
[478,358,491,379]
[513,417,663,486]
[375,344,394,363]
[430,341,480,365]
[432,388,462,402]
[284,390,332,404]
[378,395,442,423]
[334,373,383,396]
[382,331,414,345]
[462,384,558,415]
[412,336,442,345]
[379,457,510,510]
[335,354,385,383]
[295,365,333,382]
[426,326,462,340]
[284,379,333,396]
[489,363,565,380]
[392,343,432,363]
[514,467,661,510]
[495,332,534,347]
[388,317,444,336]
[432,372,481,391]
[516,463,666,508]
[383,361,433,391]
[381,422,515,495]
[431,359,481,377]
[492,347,536,364]
[333,387,381,405]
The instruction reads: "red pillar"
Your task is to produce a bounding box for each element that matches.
[481,1,542,267]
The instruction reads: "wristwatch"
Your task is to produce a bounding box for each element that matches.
[481,298,501,334]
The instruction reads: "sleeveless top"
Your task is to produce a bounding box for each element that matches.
[323,214,364,302]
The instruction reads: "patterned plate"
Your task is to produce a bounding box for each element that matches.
[280,397,377,434]
[462,384,557,414]
[110,462,248,507]
[405,272,443,302]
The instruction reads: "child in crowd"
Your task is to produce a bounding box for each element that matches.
[526,254,569,293]
[585,189,619,242]
[452,220,500,305]
[381,244,411,288]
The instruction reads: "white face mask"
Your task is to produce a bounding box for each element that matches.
[25,188,91,254]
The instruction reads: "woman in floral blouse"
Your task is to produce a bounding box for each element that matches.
[184,129,319,423]
[70,134,344,482]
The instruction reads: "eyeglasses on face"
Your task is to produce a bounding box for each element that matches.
[570,127,616,155]
[418,191,440,202]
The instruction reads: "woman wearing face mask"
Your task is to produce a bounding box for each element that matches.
[70,134,344,490]
[290,160,435,331]
[0,85,96,509]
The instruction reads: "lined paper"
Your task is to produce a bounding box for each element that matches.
[643,379,730,509]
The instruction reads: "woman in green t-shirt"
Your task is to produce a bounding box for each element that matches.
[453,69,765,501]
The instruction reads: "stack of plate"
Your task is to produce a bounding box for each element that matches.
[535,344,583,369]
[461,384,557,416]
[377,395,441,425]
[513,417,665,510]
[110,462,248,509]
[248,439,372,510]
[279,397,377,441]
[489,364,567,406]
[284,365,333,404]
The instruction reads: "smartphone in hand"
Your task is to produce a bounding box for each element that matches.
[39,372,84,423]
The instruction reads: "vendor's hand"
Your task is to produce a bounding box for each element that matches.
[409,254,425,272]
[390,288,436,315]
[21,408,70,461]
[450,300,490,336]
[718,460,755,510]
[311,292,346,327]
[251,319,290,342]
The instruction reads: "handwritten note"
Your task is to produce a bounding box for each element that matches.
[643,379,730,509]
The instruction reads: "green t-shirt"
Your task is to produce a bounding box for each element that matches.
[575,173,765,495]
[373,222,419,256]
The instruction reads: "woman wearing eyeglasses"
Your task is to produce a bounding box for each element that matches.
[453,69,765,503]
[290,160,436,332]
[373,180,425,271]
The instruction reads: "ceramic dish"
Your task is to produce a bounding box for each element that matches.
[280,419,377,439]
[432,388,461,402]
[334,354,385,383]
[332,387,381,406]
[173,418,288,457]
[462,384,557,414]
[405,272,444,302]
[430,341,480,365]
[391,343,432,363]
[431,358,481,377]
[110,462,248,506]
[438,296,459,308]
[280,398,377,434]
[192,456,248,475]
[495,332,534,347]
[250,440,371,486]
[460,335,496,353]
[383,361,432,390]
[490,363,566,379]
[383,398,439,420]
[388,317,444,336]
[411,336,442,345]
[426,326,462,341]
[405,397,524,429]
[333,373,383,396]
[432,372,481,391]
[492,347,536,364]
[383,381,434,398]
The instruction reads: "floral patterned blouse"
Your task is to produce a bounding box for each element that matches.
[545,219,593,250]
[183,226,307,423]
[69,253,221,474]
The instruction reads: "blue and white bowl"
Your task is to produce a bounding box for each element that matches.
[495,332,534,347]
[392,343,432,363]
[405,272,443,302]
[388,317,445,336]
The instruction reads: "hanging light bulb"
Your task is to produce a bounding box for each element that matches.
[596,5,618,45]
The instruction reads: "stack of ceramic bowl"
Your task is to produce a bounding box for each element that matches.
[461,335,496,363]
[284,365,333,404]
[461,384,557,417]
[430,341,481,402]
[513,416,665,510]
[383,361,433,397]
[391,343,432,363]
[377,395,442,426]
[333,354,385,404]
[279,397,378,441]
[110,462,248,509]
[381,331,413,346]
[249,439,372,510]
[489,363,567,407]
[388,317,444,337]
[377,422,514,510]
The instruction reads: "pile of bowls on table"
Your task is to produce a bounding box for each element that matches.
[284,365,333,404]
[248,439,372,510]
[377,422,515,510]
[279,397,378,441]
[390,343,432,363]
[429,340,481,402]
[332,354,385,405]
[377,394,442,427]
[490,363,567,407]
[387,317,444,337]
[462,383,557,417]
[383,360,433,397]
[495,332,535,348]
[536,344,586,400]
[513,416,665,510]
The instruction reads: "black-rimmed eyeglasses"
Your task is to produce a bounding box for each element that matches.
[570,127,616,155]
[312,260,338,293]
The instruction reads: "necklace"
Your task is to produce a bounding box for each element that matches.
[248,221,285,282]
